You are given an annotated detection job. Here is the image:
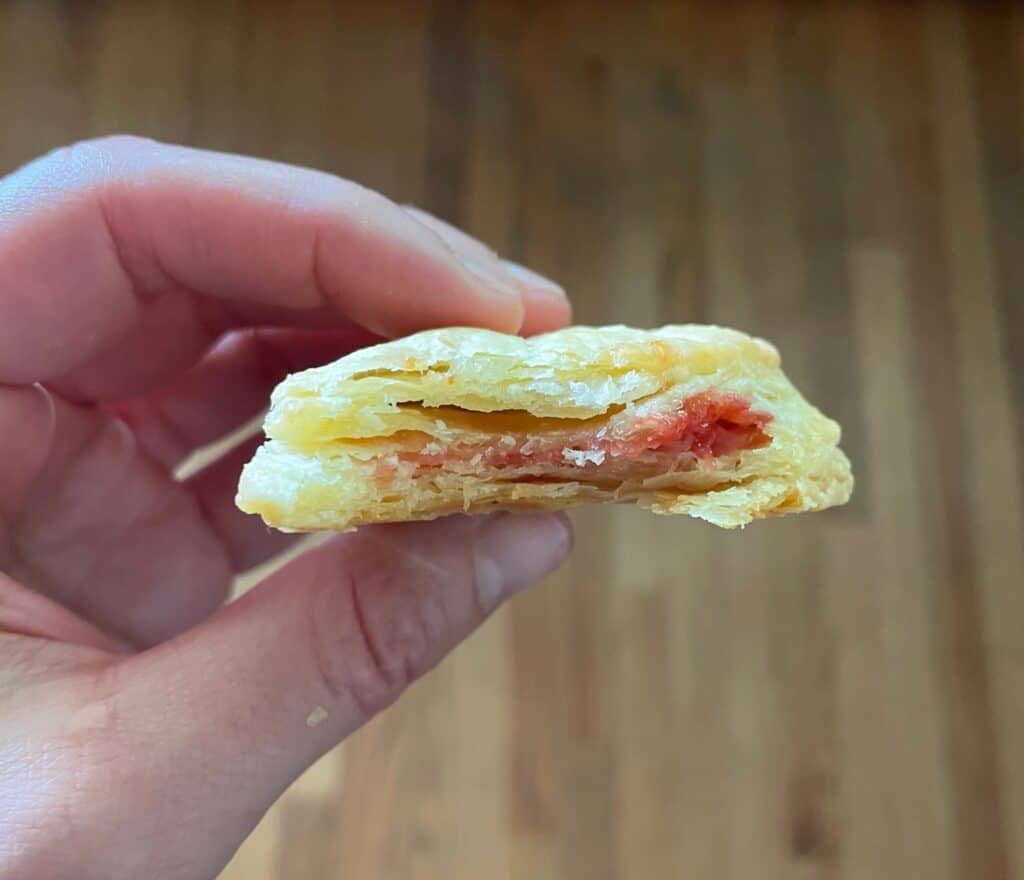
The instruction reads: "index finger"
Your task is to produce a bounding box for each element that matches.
[0,137,562,395]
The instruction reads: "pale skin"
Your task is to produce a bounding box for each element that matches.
[0,136,574,879]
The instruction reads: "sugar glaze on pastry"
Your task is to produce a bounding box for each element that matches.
[236,325,853,531]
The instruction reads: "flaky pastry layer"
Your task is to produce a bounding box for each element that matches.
[236,325,853,531]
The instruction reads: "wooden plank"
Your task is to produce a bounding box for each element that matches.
[926,7,1024,877]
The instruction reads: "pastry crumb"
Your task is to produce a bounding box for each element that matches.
[562,447,606,467]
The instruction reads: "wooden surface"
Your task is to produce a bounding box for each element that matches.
[3,1,1023,878]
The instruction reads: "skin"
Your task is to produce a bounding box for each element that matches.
[0,136,573,880]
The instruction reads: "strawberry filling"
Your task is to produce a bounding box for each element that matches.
[619,391,772,459]
[380,391,771,477]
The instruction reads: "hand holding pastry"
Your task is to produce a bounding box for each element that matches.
[0,136,572,879]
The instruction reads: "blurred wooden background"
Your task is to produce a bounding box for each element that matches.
[3,1,1023,878]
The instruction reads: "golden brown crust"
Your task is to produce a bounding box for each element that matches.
[236,324,853,531]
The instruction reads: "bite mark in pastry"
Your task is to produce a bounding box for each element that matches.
[236,325,853,531]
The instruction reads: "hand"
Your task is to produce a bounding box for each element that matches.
[0,136,573,880]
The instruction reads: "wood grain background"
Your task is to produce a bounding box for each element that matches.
[2,2,1022,878]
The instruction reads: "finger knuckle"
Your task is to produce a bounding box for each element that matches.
[67,133,155,161]
[46,134,151,175]
[2,135,155,204]
[304,561,446,717]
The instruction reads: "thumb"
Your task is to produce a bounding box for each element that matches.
[113,512,570,873]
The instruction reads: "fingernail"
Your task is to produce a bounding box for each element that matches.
[501,260,567,298]
[473,513,572,612]
[459,256,521,298]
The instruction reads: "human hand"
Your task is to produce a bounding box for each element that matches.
[0,137,573,879]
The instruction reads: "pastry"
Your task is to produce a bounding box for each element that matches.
[236,325,853,531]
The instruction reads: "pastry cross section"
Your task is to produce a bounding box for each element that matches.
[236,325,853,531]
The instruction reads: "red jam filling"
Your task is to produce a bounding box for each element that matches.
[381,391,771,476]
[617,391,772,459]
